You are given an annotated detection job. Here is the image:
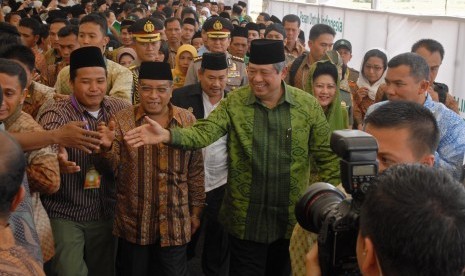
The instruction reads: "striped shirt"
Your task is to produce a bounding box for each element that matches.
[100,104,205,246]
[38,96,131,221]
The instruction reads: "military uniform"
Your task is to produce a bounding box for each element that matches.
[128,18,163,104]
[185,53,247,92]
[184,17,248,92]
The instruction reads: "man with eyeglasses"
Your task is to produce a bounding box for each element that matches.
[98,62,205,276]
[128,17,164,104]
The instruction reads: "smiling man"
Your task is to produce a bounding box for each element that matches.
[38,46,131,276]
[98,62,205,276]
[124,39,340,276]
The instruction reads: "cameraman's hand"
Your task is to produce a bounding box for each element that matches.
[306,244,322,276]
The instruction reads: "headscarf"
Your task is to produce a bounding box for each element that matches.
[171,44,198,89]
[356,48,388,101]
[306,51,348,131]
[116,47,137,64]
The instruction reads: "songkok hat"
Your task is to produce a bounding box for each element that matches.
[249,39,285,64]
[334,39,352,52]
[203,16,233,38]
[270,15,281,24]
[182,17,196,27]
[70,46,106,72]
[231,26,247,38]
[130,18,162,42]
[192,30,202,39]
[245,22,259,32]
[201,52,227,70]
[139,62,173,80]
[264,23,286,38]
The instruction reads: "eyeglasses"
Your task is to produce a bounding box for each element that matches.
[364,64,384,72]
[140,85,170,94]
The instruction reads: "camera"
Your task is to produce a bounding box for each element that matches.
[295,130,378,276]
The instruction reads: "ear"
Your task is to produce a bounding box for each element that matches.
[33,34,40,45]
[307,40,313,49]
[420,154,435,167]
[10,185,25,212]
[20,88,28,104]
[359,237,382,276]
[419,79,430,94]
[103,35,110,50]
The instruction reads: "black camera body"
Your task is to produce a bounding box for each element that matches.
[295,130,378,276]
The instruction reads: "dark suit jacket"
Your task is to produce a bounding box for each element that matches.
[171,83,228,120]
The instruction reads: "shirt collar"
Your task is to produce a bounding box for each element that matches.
[246,81,296,107]
[70,94,110,115]
[424,93,433,108]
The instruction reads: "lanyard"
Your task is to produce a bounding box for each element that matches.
[70,95,107,130]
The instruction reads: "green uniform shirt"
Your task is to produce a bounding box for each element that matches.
[171,83,340,243]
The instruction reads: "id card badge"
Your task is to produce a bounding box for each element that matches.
[84,165,101,189]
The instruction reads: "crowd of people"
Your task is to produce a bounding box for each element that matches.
[1,0,465,275]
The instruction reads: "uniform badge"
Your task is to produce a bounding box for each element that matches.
[144,21,155,33]
[213,20,223,31]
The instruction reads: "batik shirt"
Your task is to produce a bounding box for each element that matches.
[170,82,340,243]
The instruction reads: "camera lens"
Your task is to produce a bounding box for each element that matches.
[295,182,346,233]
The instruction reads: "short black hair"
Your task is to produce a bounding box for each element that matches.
[181,7,198,22]
[282,14,300,27]
[365,101,439,157]
[411,38,445,61]
[162,6,173,18]
[57,24,79,38]
[50,18,70,26]
[361,49,387,78]
[258,12,270,22]
[0,23,21,47]
[0,44,36,74]
[164,17,181,28]
[0,58,28,90]
[388,52,429,82]
[0,131,26,217]
[361,164,465,276]
[309,23,335,41]
[159,40,170,63]
[19,17,42,35]
[80,13,108,37]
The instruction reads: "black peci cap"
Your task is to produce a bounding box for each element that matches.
[70,46,106,72]
[201,52,228,70]
[231,26,248,38]
[249,39,285,65]
[139,62,173,80]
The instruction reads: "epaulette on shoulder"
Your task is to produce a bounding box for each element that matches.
[194,56,203,62]
[231,55,244,63]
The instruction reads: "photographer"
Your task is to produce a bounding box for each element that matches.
[296,101,440,275]
[307,164,465,276]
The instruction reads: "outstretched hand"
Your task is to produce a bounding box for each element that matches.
[57,146,80,174]
[56,121,102,154]
[97,115,116,152]
[124,116,170,147]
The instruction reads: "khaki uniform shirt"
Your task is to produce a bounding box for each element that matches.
[184,53,248,92]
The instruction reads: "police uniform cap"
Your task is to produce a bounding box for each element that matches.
[130,18,162,42]
[334,39,352,52]
[70,46,106,72]
[231,26,247,38]
[201,52,228,70]
[139,62,173,80]
[249,39,285,65]
[204,16,233,38]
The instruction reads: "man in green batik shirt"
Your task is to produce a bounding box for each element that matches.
[124,39,340,276]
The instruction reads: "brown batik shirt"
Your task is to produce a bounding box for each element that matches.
[100,104,205,247]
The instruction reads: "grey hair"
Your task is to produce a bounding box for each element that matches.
[273,61,286,73]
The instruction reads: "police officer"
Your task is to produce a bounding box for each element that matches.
[128,17,164,103]
[184,16,248,92]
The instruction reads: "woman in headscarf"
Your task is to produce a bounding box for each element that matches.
[171,44,197,89]
[306,59,349,131]
[352,49,388,129]
[116,47,137,68]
